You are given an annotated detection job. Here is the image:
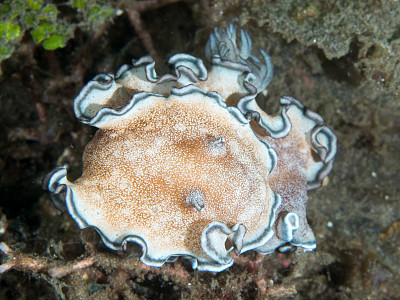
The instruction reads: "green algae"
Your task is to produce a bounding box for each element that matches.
[0,0,116,63]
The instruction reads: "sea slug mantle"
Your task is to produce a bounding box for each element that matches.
[44,24,337,272]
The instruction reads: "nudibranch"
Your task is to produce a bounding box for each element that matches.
[44,24,337,272]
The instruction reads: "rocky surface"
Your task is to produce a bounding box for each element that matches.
[1,1,399,299]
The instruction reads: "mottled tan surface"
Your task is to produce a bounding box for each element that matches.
[71,93,275,259]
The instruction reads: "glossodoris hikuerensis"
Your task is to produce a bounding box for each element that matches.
[44,24,337,272]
